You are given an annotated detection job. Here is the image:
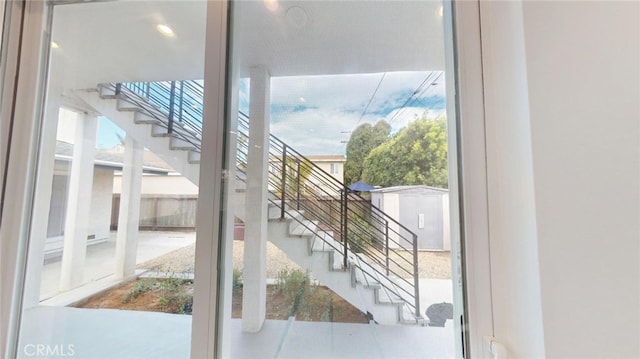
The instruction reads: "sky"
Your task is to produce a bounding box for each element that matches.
[239,70,447,155]
[97,71,448,155]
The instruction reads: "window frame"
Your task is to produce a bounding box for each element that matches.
[0,1,495,357]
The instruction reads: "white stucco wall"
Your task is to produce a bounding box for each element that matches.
[89,168,114,241]
[522,2,640,357]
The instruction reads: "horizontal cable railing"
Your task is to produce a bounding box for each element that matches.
[106,79,422,320]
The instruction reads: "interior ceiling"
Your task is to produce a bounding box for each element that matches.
[52,0,445,89]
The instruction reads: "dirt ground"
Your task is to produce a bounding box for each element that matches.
[79,238,450,322]
[137,241,452,280]
[77,278,368,324]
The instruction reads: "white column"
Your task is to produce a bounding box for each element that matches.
[242,66,270,332]
[114,135,143,279]
[21,101,61,307]
[59,113,98,291]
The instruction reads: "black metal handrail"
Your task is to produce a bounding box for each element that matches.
[107,79,422,320]
[238,112,421,318]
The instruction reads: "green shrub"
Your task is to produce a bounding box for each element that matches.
[121,278,155,303]
[233,268,243,290]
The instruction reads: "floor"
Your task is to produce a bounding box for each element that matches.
[19,307,455,358]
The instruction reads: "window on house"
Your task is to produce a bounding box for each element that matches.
[330,163,339,174]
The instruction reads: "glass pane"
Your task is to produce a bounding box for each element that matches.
[18,1,206,357]
[222,1,460,357]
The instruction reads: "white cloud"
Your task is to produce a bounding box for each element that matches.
[240,71,450,155]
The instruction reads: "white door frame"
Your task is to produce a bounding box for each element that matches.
[452,1,495,357]
[0,1,53,357]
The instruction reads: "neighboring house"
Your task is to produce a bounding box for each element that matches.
[304,155,346,184]
[46,139,175,259]
[267,154,345,197]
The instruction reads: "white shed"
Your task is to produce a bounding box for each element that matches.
[370,185,450,251]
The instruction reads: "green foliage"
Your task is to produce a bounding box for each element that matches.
[156,277,192,314]
[285,157,313,195]
[121,278,155,303]
[362,117,448,188]
[344,121,391,184]
[276,268,307,301]
[233,268,243,290]
[274,268,332,320]
[122,277,193,314]
[347,214,378,253]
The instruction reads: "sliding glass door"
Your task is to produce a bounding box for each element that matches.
[4,1,470,357]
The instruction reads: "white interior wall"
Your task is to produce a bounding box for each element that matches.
[479,1,545,356]
[522,2,640,357]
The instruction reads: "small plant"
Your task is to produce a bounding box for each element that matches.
[121,278,154,304]
[156,277,193,314]
[233,268,243,290]
[122,276,193,314]
[276,268,307,301]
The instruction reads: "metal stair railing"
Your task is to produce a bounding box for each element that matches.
[238,112,422,319]
[106,80,423,321]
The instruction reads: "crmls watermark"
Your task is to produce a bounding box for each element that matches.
[23,344,75,357]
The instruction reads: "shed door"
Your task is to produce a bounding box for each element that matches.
[400,194,443,250]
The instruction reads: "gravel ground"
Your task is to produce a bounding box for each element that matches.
[138,240,451,280]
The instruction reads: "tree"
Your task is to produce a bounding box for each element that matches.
[361,117,448,188]
[344,120,391,185]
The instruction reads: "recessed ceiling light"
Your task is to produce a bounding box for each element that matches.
[264,0,278,12]
[156,24,175,38]
[51,41,59,49]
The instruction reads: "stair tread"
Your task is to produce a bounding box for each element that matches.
[289,220,317,237]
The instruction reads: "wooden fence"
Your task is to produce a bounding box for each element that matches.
[111,194,198,231]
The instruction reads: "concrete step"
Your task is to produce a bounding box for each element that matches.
[116,97,143,112]
[289,220,317,237]
[133,111,161,125]
[169,136,197,151]
[188,150,201,164]
[98,84,117,98]
[310,232,339,253]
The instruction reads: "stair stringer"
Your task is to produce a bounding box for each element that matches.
[70,89,200,185]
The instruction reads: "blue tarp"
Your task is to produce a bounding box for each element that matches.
[347,181,375,192]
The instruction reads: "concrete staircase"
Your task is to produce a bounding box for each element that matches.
[266,204,424,325]
[70,84,426,326]
[72,85,201,183]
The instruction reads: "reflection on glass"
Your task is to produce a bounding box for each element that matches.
[223,1,458,357]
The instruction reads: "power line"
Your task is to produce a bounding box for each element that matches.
[387,71,443,124]
[354,73,386,129]
[397,72,443,118]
